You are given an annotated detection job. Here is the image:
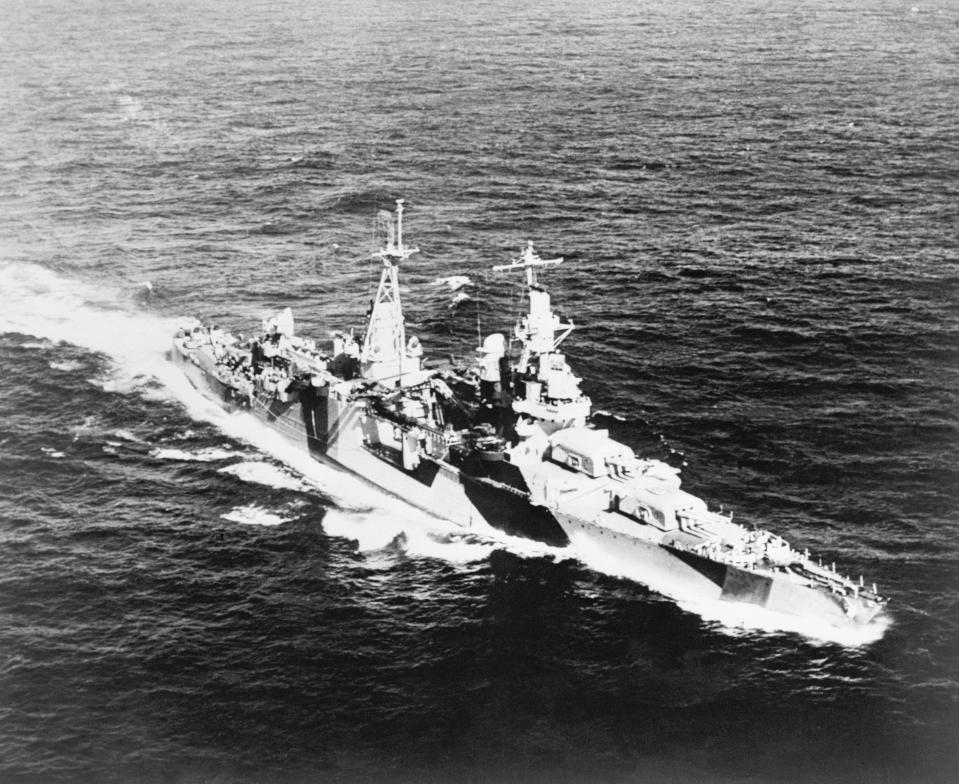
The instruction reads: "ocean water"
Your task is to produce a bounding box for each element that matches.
[1,0,957,782]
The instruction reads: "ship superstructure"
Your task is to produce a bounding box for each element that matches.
[170,201,887,630]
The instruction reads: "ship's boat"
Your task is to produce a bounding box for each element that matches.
[170,201,887,629]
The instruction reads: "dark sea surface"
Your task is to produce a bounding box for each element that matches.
[1,0,958,782]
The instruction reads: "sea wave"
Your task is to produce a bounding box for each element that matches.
[222,503,292,527]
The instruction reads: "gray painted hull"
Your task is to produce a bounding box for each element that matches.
[554,511,874,627]
[169,343,567,544]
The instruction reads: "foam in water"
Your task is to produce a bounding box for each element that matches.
[219,461,310,491]
[222,504,291,527]
[110,428,145,443]
[448,291,472,308]
[405,532,497,564]
[320,506,498,564]
[1,263,176,358]
[322,508,421,552]
[70,415,102,441]
[152,446,245,463]
[676,598,894,648]
[48,359,84,372]
[431,275,472,291]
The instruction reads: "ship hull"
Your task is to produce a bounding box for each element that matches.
[171,341,882,628]
[554,511,874,628]
[170,344,569,546]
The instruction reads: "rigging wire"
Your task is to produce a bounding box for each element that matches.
[367,212,377,300]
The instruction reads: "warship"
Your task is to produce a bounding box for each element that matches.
[171,201,887,629]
